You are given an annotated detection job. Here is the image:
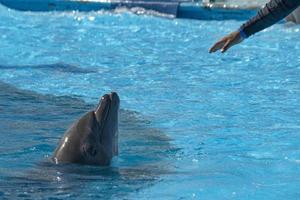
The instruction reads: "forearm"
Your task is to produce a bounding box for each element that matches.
[240,0,300,37]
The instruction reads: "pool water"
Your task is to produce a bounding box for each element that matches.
[0,5,300,199]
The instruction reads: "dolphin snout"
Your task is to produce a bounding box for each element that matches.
[94,92,119,122]
[109,92,120,107]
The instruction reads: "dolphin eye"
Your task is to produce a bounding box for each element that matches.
[88,147,97,156]
[84,145,97,157]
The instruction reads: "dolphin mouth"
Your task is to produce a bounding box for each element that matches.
[94,92,119,128]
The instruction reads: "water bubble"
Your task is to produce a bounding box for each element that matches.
[88,16,95,21]
[30,147,36,151]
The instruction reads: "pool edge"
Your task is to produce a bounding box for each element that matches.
[0,0,259,20]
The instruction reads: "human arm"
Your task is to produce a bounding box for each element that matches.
[209,0,300,53]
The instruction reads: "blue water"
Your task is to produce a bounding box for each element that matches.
[0,5,300,199]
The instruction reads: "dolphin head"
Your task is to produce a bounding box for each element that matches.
[94,92,120,159]
[53,92,120,166]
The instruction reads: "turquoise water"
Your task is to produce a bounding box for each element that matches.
[0,5,300,199]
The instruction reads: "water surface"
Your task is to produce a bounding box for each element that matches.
[0,5,300,199]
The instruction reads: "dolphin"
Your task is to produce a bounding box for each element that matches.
[0,82,177,199]
[53,92,120,166]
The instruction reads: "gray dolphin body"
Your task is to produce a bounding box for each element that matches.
[53,92,120,166]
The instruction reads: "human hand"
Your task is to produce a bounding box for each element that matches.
[209,31,244,53]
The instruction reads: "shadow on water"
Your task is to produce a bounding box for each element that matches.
[0,81,178,199]
[0,63,98,74]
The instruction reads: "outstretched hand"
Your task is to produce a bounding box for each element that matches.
[209,31,244,53]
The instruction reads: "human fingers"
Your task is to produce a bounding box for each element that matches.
[221,39,233,53]
[209,39,226,53]
[221,32,243,53]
